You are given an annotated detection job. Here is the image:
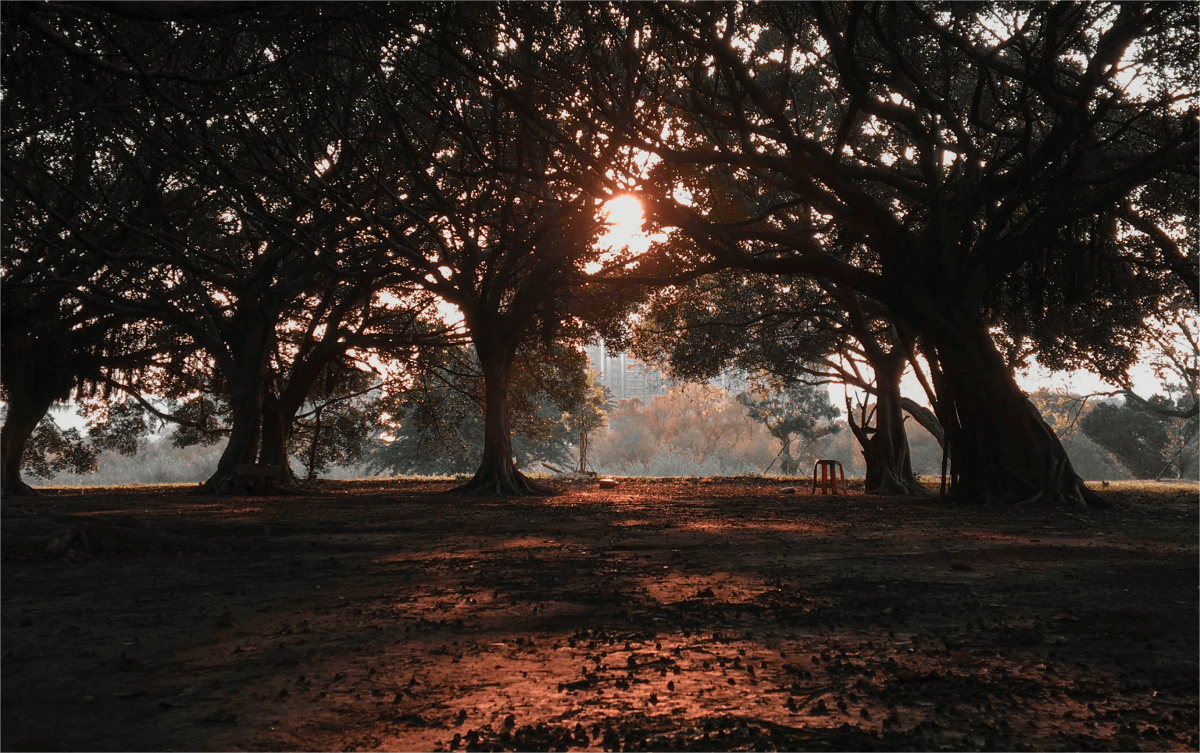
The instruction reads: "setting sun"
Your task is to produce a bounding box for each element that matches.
[599,195,646,252]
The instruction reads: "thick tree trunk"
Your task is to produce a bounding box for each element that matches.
[925,315,1109,508]
[259,337,354,487]
[199,382,265,493]
[256,391,301,488]
[847,359,925,496]
[0,337,79,498]
[0,393,56,498]
[198,319,275,494]
[455,352,552,496]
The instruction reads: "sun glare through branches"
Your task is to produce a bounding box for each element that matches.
[588,196,661,274]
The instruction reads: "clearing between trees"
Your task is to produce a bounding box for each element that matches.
[2,478,1197,751]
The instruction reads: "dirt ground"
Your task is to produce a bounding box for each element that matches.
[2,477,1197,752]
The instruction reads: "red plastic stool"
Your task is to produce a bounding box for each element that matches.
[811,460,846,495]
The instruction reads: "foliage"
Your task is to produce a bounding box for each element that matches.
[1026,389,1093,441]
[15,400,148,481]
[1081,395,1199,480]
[82,400,150,457]
[20,416,99,480]
[368,344,602,476]
[288,369,383,481]
[632,272,836,386]
[40,436,226,487]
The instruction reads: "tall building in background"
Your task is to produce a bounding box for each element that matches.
[585,344,669,401]
[584,344,748,400]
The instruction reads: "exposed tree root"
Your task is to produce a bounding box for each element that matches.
[454,465,556,497]
[867,469,929,497]
[1076,481,1118,509]
[191,472,307,497]
[1,476,40,497]
[952,476,1116,509]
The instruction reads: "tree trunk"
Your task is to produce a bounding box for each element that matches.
[847,359,926,496]
[455,351,552,496]
[925,314,1109,508]
[776,434,797,475]
[256,391,301,487]
[0,393,57,497]
[198,320,274,494]
[258,338,348,487]
[200,381,265,493]
[0,337,80,497]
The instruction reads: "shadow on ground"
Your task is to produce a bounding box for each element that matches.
[2,478,1197,751]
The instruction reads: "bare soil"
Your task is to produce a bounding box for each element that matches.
[2,478,1197,752]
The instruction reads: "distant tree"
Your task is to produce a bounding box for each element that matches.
[563,376,610,474]
[588,399,659,473]
[1026,389,1093,443]
[737,380,841,476]
[1081,396,1197,479]
[367,342,598,477]
[1060,292,1200,477]
[1024,389,1131,481]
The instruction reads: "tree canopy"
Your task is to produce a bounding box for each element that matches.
[3,2,1195,503]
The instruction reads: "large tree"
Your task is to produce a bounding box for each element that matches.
[1,8,204,495]
[4,4,452,493]
[529,2,1197,506]
[293,6,638,495]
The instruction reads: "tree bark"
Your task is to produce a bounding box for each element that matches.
[847,357,925,496]
[0,393,56,497]
[256,390,301,487]
[0,336,81,497]
[455,350,553,496]
[197,317,275,494]
[924,313,1110,508]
